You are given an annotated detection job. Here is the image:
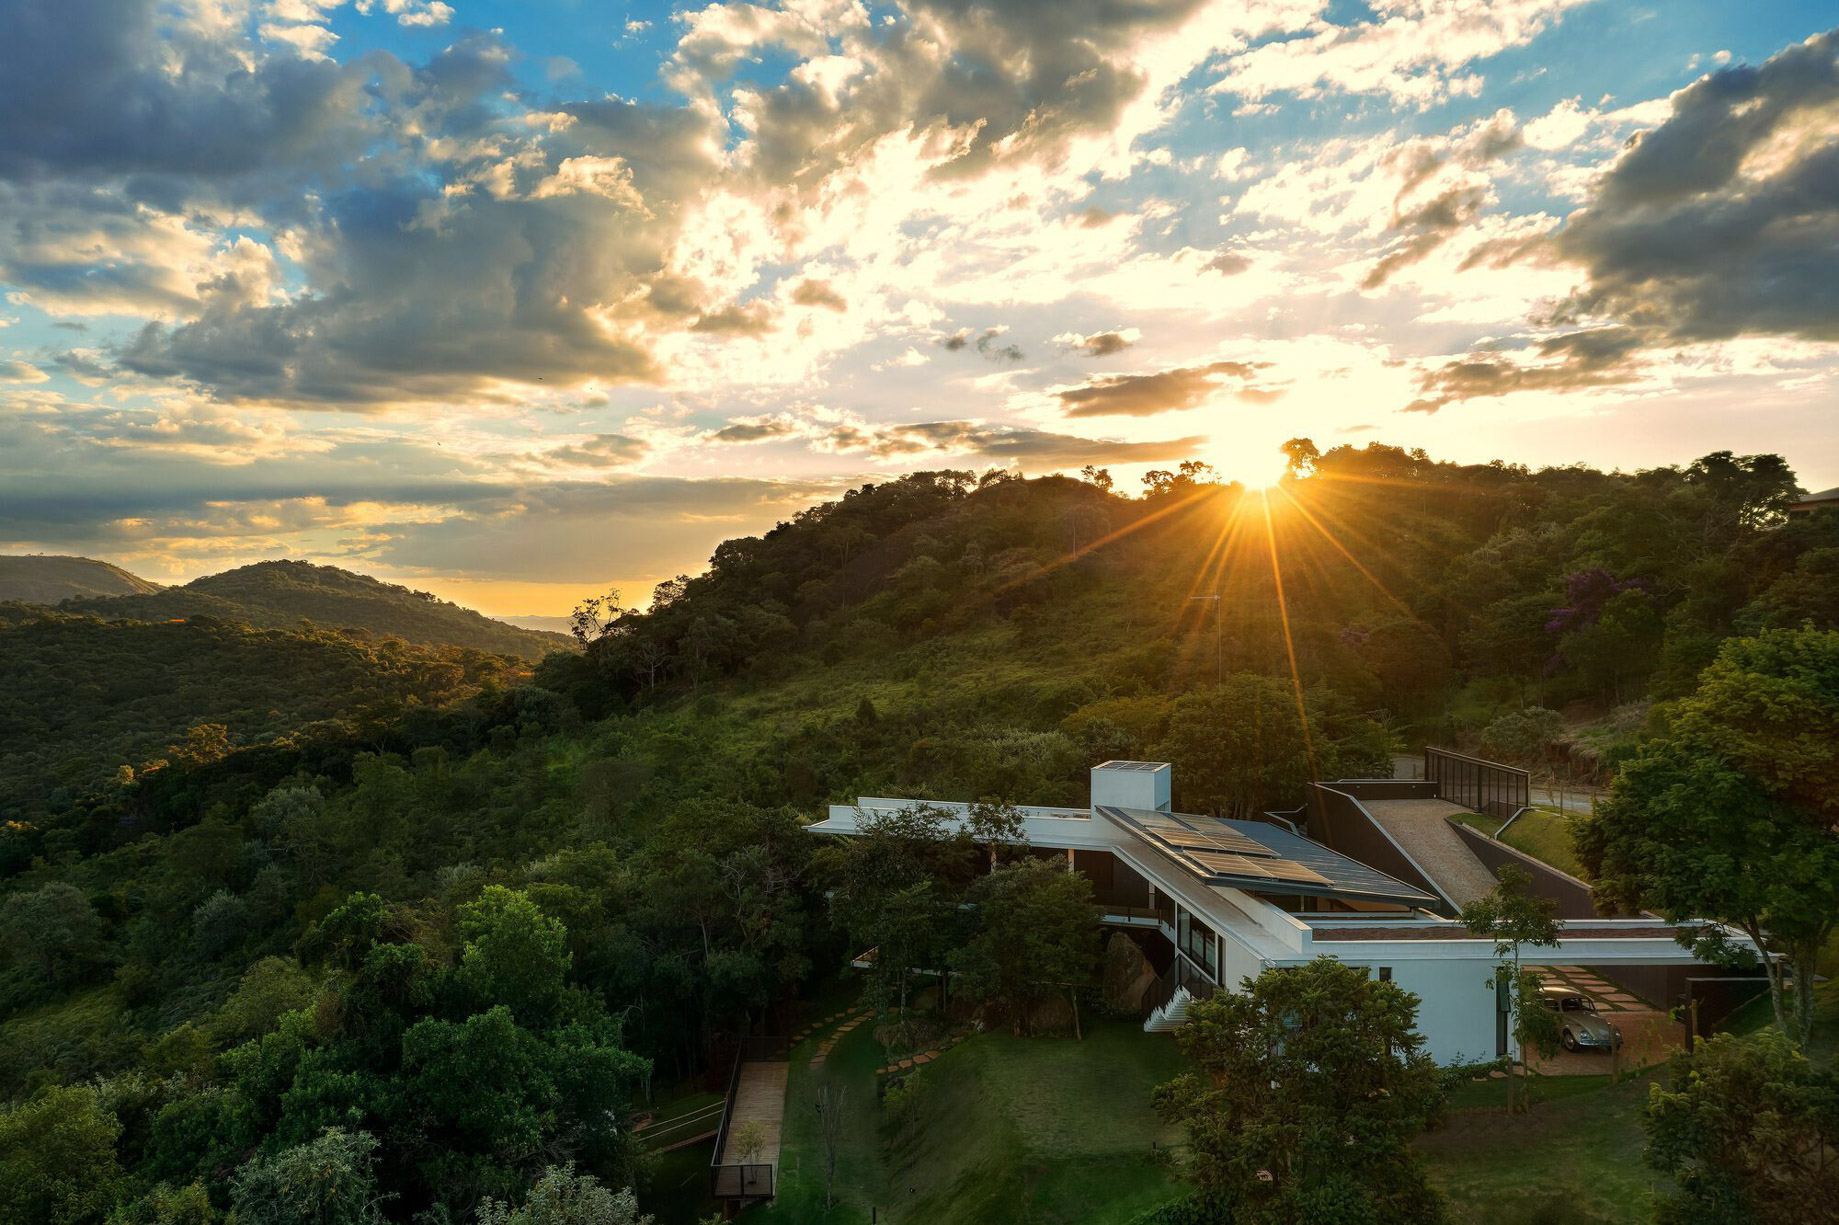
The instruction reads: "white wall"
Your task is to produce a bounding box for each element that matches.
[1381,956,1501,1066]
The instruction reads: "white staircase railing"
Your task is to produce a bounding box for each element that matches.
[1143,985,1193,1032]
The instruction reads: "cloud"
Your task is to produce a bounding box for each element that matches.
[1210,0,1593,110]
[818,419,1207,467]
[0,360,47,383]
[691,302,777,336]
[1547,30,1839,345]
[1362,184,1488,288]
[1202,250,1251,275]
[711,417,798,443]
[1411,31,1839,412]
[1056,329,1140,357]
[1406,327,1643,413]
[791,278,848,311]
[1055,360,1273,417]
[939,327,1024,362]
[542,433,650,467]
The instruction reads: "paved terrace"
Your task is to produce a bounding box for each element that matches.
[1359,797,1500,905]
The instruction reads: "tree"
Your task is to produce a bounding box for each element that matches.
[1280,437,1321,479]
[476,1164,651,1225]
[1154,958,1447,1225]
[229,1128,388,1225]
[1155,676,1389,818]
[0,1084,125,1225]
[107,1181,218,1225]
[1459,865,1562,1112]
[1670,626,1839,820]
[1,882,105,984]
[730,1120,766,1164]
[1578,629,1839,1049]
[569,590,631,647]
[456,886,573,1028]
[1644,1031,1839,1225]
[815,1081,848,1211]
[191,889,252,960]
[952,859,1098,1036]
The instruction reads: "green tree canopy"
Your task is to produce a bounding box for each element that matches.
[1578,628,1839,1048]
[1154,957,1447,1225]
[0,1084,125,1225]
[1644,1031,1839,1225]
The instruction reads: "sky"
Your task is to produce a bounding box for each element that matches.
[1,1,1836,617]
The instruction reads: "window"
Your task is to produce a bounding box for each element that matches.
[1378,967,1392,983]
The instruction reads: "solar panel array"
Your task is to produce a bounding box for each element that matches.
[1093,805,1435,905]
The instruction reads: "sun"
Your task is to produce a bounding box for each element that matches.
[1205,438,1292,491]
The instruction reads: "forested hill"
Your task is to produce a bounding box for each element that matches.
[0,555,162,603]
[540,445,1834,802]
[0,441,1833,1224]
[0,605,525,825]
[62,560,573,661]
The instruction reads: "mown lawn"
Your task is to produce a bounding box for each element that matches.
[1419,1071,1664,1225]
[746,1018,1185,1225]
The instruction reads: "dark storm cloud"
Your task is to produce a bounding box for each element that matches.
[1408,31,1839,414]
[1547,29,1839,344]
[0,0,375,188]
[1056,360,1271,417]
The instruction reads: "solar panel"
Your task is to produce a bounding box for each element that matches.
[1169,827,1272,857]
[1132,811,1196,835]
[1186,850,1328,885]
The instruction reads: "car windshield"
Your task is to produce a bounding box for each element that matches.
[1559,997,1593,1012]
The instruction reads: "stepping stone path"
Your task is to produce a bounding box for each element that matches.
[874,1034,959,1077]
[795,1007,867,1069]
[1539,966,1649,1011]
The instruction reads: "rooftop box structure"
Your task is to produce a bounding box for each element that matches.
[1091,760,1171,813]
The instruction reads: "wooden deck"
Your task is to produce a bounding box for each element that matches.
[716,1060,788,1177]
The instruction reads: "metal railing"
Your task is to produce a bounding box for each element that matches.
[1143,954,1218,1015]
[1424,747,1529,819]
[709,1035,784,1201]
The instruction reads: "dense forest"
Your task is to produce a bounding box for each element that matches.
[58,560,572,662]
[1,441,1834,1224]
[0,607,527,826]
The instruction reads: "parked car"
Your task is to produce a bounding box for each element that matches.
[1540,986,1623,1052]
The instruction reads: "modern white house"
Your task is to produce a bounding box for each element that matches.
[807,760,1752,1064]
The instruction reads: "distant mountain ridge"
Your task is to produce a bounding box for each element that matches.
[0,555,163,603]
[34,558,574,662]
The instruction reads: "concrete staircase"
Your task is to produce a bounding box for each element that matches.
[1144,985,1194,1033]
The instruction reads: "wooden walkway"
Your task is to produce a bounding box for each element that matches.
[717,1061,788,1170]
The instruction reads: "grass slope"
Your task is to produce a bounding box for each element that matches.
[1453,809,1584,877]
[0,554,162,603]
[1419,1072,1664,1225]
[751,1020,1183,1225]
[65,560,572,661]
